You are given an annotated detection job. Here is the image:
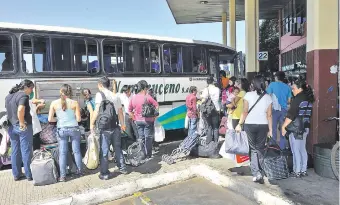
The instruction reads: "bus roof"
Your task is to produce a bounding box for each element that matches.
[0,22,236,51]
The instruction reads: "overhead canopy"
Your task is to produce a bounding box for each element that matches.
[166,0,291,24]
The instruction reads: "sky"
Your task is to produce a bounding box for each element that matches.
[0,0,245,52]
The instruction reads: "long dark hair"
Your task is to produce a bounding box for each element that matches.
[240,78,250,92]
[294,80,315,103]
[9,79,34,94]
[60,84,73,111]
[252,75,266,95]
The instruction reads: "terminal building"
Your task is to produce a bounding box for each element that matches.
[166,0,338,153]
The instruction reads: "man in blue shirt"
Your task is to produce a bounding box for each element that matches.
[266,71,292,149]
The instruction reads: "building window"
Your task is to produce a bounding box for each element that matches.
[0,34,14,72]
[281,0,306,36]
[281,44,306,72]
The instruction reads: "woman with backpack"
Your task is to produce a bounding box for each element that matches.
[235,75,273,184]
[201,76,220,143]
[128,80,159,159]
[48,84,82,182]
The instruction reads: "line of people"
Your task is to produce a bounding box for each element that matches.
[185,70,315,183]
[4,77,160,182]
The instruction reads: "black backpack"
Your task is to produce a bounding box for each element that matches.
[96,92,118,130]
[200,88,216,117]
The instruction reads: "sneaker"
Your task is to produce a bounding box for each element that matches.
[27,177,33,181]
[290,172,301,178]
[76,170,83,177]
[301,171,308,177]
[99,174,110,180]
[59,177,67,182]
[14,175,25,181]
[119,169,128,175]
[253,175,264,184]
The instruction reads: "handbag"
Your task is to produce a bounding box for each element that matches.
[224,129,249,155]
[285,103,309,140]
[142,95,159,118]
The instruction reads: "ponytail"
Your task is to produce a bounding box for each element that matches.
[294,79,315,103]
[9,79,34,94]
[60,84,73,111]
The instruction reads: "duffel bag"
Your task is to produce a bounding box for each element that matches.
[31,149,58,186]
[191,137,218,157]
[261,140,289,180]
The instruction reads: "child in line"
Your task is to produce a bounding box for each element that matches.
[226,87,240,114]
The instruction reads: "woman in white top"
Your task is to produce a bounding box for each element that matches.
[236,75,272,184]
[201,76,220,143]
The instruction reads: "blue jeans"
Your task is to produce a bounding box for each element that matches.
[100,127,125,175]
[289,129,309,173]
[8,124,33,179]
[272,109,287,149]
[188,118,197,138]
[135,121,154,158]
[57,127,82,178]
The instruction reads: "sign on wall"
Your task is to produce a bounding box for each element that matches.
[257,51,268,61]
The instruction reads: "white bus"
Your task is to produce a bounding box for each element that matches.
[0,22,237,131]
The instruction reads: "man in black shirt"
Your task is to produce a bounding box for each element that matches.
[5,80,34,181]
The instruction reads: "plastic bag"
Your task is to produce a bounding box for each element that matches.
[219,140,250,166]
[225,129,249,155]
[184,115,189,129]
[0,129,9,156]
[83,133,100,170]
[154,121,165,142]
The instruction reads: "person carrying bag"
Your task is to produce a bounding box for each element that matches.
[235,75,273,184]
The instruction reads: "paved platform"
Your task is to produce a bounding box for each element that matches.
[104,177,257,205]
[0,141,338,205]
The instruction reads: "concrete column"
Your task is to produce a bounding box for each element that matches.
[244,0,259,80]
[229,0,236,49]
[306,0,338,153]
[222,12,227,46]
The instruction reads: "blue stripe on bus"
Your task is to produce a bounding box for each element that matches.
[157,104,187,123]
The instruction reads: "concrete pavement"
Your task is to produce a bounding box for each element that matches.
[0,141,338,205]
[104,177,258,205]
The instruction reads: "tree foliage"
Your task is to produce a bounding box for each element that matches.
[259,19,280,74]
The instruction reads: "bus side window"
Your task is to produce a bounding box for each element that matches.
[182,46,193,73]
[22,35,51,73]
[193,47,206,74]
[150,45,160,73]
[52,38,72,72]
[87,39,99,74]
[103,40,123,74]
[0,34,14,72]
[163,46,182,73]
[73,39,87,72]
